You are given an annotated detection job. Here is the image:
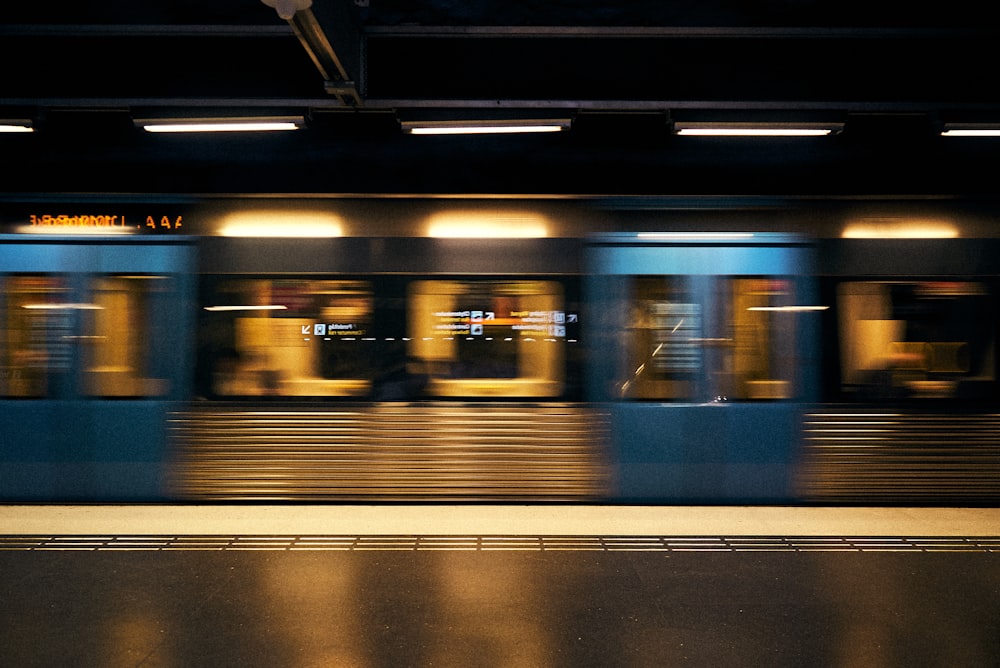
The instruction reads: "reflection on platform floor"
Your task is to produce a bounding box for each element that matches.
[1,505,998,666]
[1,547,997,667]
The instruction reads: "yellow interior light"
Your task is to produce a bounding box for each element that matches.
[216,210,344,237]
[842,219,959,239]
[425,210,549,238]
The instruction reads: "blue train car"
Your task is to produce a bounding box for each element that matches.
[584,233,821,501]
[0,235,197,500]
[2,198,999,504]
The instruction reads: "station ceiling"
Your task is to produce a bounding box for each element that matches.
[2,1,1000,199]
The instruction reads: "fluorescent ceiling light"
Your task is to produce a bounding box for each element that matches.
[402,119,571,135]
[137,116,303,133]
[674,122,841,137]
[144,122,299,133]
[0,120,33,133]
[940,124,1000,137]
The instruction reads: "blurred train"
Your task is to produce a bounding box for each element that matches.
[2,197,999,504]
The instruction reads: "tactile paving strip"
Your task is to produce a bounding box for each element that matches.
[1,535,998,552]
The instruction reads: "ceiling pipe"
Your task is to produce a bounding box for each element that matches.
[261,0,362,107]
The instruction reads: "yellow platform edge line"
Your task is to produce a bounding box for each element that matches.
[0,505,997,538]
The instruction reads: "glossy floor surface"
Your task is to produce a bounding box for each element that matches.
[2,505,998,667]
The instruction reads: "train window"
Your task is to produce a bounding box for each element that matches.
[199,278,374,397]
[617,276,800,401]
[619,277,700,400]
[0,275,73,398]
[408,280,565,397]
[730,278,800,400]
[80,276,171,397]
[837,281,995,400]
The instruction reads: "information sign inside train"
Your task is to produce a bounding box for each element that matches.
[431,309,567,337]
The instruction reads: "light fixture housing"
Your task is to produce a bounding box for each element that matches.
[673,121,843,137]
[0,119,34,133]
[135,115,305,133]
[261,0,312,20]
[401,118,572,135]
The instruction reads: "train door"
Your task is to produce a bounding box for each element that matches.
[584,233,821,501]
[0,236,196,500]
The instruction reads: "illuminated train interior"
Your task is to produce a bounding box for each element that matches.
[1,197,1000,504]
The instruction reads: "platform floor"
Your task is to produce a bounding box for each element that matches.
[2,505,998,667]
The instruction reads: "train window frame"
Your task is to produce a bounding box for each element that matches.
[197,275,378,399]
[612,274,804,403]
[407,278,569,398]
[831,278,997,402]
[194,273,582,402]
[79,274,174,399]
[0,274,75,398]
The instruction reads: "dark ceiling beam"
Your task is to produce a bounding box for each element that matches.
[361,99,991,113]
[0,24,291,37]
[363,25,990,39]
[4,97,999,114]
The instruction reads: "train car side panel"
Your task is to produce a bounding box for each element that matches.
[585,233,820,501]
[0,236,197,500]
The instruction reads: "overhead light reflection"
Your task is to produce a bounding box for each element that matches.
[23,303,103,310]
[637,232,755,239]
[425,210,549,238]
[216,210,344,237]
[747,306,829,312]
[842,219,959,239]
[204,305,289,312]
